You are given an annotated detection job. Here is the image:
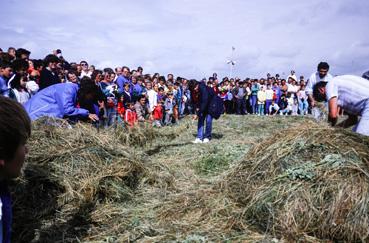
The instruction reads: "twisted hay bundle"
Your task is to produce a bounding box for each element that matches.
[225,121,369,242]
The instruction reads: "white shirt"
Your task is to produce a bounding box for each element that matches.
[147,89,158,113]
[306,72,333,94]
[326,75,369,116]
[265,89,274,100]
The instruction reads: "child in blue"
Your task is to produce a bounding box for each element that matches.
[164,92,176,125]
[0,96,31,243]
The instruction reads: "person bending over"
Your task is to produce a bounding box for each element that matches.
[313,75,369,136]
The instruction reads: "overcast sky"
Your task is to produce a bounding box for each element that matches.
[1,0,369,79]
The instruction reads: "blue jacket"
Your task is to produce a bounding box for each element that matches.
[197,82,215,114]
[24,83,89,121]
[116,75,130,93]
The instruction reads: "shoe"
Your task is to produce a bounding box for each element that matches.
[192,138,203,144]
[203,138,210,143]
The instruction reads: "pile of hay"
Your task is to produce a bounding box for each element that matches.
[224,121,369,242]
[10,118,172,242]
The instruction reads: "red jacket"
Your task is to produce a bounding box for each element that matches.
[117,102,125,116]
[124,109,137,126]
[153,105,163,120]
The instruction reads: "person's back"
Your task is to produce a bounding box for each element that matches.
[326,75,369,116]
[24,83,89,121]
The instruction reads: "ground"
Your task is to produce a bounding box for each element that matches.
[111,115,310,242]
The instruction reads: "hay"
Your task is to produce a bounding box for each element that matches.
[10,118,172,242]
[225,120,369,242]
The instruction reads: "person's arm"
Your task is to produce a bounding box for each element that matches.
[328,97,338,126]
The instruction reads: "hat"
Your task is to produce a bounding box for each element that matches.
[287,74,297,81]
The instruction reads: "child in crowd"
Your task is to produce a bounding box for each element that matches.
[265,84,274,115]
[124,102,137,127]
[152,99,164,127]
[257,85,266,116]
[117,94,125,125]
[0,96,31,243]
[164,92,176,125]
[9,73,31,105]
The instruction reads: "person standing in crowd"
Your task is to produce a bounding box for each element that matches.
[234,81,247,115]
[99,69,117,128]
[134,95,150,122]
[297,84,309,115]
[257,85,266,115]
[250,79,259,114]
[265,84,274,115]
[79,61,92,78]
[306,62,333,107]
[188,79,215,144]
[0,96,31,243]
[116,66,131,93]
[313,75,369,136]
[146,81,157,116]
[39,54,61,90]
[24,81,99,122]
[124,102,138,127]
[164,92,176,125]
[9,74,31,104]
[0,61,13,97]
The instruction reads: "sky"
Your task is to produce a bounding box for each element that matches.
[1,0,369,79]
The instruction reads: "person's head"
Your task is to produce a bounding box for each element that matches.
[44,54,60,70]
[7,47,16,58]
[0,96,31,179]
[167,73,174,81]
[115,67,122,76]
[122,66,130,78]
[16,48,31,60]
[188,79,200,93]
[10,73,27,90]
[78,76,98,101]
[137,76,144,85]
[137,66,143,74]
[138,95,146,105]
[80,61,89,71]
[91,69,103,83]
[146,81,152,90]
[317,62,329,79]
[0,60,13,79]
[127,102,134,110]
[312,81,328,102]
[158,86,164,95]
[67,70,79,83]
[11,59,29,75]
[153,83,159,92]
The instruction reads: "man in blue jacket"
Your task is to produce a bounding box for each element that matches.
[188,79,215,143]
[24,82,99,122]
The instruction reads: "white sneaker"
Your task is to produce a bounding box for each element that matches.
[192,138,203,144]
[203,138,210,143]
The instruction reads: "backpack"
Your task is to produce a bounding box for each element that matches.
[208,95,224,119]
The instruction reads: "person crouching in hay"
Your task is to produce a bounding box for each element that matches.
[24,77,99,123]
[313,75,369,136]
[0,96,31,243]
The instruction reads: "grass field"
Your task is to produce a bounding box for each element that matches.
[12,114,369,242]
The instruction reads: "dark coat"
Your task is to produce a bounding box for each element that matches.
[39,68,61,90]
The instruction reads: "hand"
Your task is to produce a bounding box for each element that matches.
[310,99,315,107]
[193,114,198,120]
[88,114,99,122]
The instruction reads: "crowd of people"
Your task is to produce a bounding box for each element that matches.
[0,47,325,126]
[0,46,368,138]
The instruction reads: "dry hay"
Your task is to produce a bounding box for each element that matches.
[224,120,369,242]
[10,118,173,242]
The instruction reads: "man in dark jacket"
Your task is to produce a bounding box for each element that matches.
[39,54,61,90]
[188,79,215,143]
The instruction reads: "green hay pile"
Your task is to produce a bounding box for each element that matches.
[225,121,369,242]
[10,118,172,242]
